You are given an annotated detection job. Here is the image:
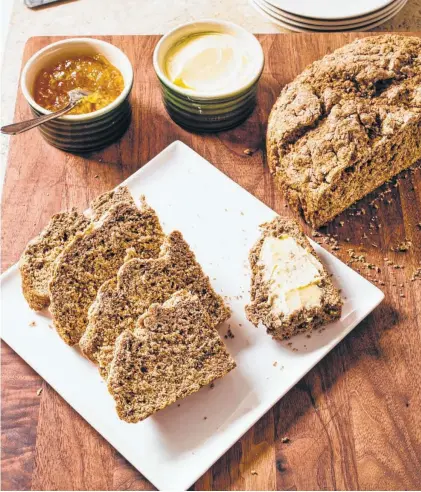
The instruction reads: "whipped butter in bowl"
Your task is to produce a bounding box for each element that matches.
[165,32,253,94]
[153,21,264,132]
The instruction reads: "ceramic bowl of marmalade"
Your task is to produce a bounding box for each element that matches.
[21,38,133,153]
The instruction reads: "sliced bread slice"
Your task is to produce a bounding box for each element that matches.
[80,276,131,375]
[107,290,236,423]
[246,217,342,340]
[19,210,90,311]
[19,186,134,312]
[79,230,230,376]
[90,186,134,220]
[49,199,164,345]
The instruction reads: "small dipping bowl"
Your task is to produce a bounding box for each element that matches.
[153,20,264,132]
[21,38,133,153]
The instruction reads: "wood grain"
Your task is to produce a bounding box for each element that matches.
[1,33,421,491]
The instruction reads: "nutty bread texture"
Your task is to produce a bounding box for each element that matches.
[246,216,342,340]
[107,290,236,423]
[79,230,231,377]
[49,199,164,345]
[19,210,90,311]
[19,186,133,311]
[267,35,421,228]
[90,186,134,220]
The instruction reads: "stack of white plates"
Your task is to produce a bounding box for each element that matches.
[251,0,408,32]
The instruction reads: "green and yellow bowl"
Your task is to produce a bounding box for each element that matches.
[153,20,264,133]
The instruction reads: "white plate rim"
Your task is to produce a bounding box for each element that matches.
[264,0,395,20]
[252,0,407,32]
[256,0,406,30]
[1,140,385,491]
[262,0,404,25]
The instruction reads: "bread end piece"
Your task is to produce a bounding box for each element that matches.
[246,217,342,340]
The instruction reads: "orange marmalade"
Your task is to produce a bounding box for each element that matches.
[33,54,124,115]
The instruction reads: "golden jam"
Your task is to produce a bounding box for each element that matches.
[33,54,124,115]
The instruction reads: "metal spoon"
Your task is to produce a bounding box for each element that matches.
[1,89,92,135]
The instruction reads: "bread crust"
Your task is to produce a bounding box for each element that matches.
[90,186,134,220]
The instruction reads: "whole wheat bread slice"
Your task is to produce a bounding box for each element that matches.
[107,290,236,423]
[19,186,134,311]
[19,210,90,311]
[49,198,164,345]
[246,216,342,340]
[80,230,231,376]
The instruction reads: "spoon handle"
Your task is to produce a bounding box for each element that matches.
[1,102,75,135]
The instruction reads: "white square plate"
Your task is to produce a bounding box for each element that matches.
[1,141,384,491]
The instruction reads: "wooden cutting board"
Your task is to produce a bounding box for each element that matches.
[2,33,421,491]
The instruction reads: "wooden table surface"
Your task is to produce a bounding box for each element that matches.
[1,33,421,491]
